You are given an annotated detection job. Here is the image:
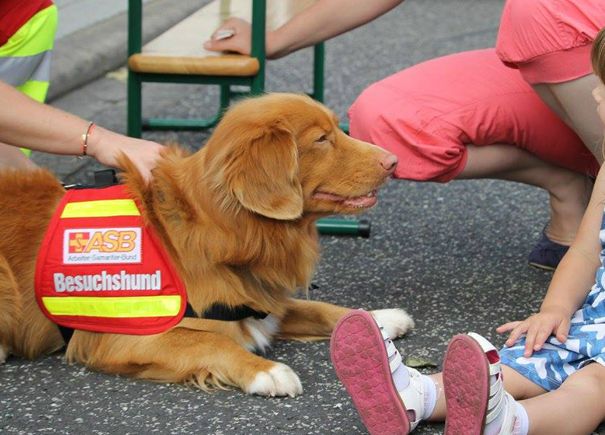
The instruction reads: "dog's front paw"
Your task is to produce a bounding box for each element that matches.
[371,308,414,339]
[0,345,6,364]
[246,362,303,397]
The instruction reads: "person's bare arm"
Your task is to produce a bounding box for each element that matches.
[497,167,605,355]
[204,0,404,59]
[0,80,163,181]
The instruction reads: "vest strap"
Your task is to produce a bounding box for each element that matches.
[58,325,74,343]
[200,303,268,321]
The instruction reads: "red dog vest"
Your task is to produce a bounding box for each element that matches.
[35,185,187,335]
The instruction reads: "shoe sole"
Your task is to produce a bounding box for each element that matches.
[330,310,410,435]
[443,334,490,435]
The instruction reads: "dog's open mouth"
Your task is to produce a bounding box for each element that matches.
[312,190,377,208]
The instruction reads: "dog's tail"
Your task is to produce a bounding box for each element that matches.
[0,254,21,361]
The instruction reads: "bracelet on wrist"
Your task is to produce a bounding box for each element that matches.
[80,122,96,157]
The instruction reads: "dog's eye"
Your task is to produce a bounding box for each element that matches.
[316,134,329,143]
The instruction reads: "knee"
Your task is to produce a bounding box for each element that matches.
[502,365,546,399]
[564,364,605,400]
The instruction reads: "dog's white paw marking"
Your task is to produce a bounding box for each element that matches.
[243,314,280,352]
[0,345,6,364]
[246,362,303,397]
[371,308,414,339]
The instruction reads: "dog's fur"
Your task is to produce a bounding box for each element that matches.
[0,93,413,396]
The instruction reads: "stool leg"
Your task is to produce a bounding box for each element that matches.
[312,43,325,103]
[127,71,142,138]
[220,84,231,113]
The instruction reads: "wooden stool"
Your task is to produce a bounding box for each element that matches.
[127,0,323,137]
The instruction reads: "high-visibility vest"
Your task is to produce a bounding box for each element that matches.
[35,185,187,335]
[0,2,57,156]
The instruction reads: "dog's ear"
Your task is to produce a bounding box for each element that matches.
[226,120,303,220]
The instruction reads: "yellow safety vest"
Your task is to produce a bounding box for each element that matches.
[0,4,57,156]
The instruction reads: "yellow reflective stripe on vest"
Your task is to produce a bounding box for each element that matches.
[42,295,181,318]
[16,79,49,102]
[61,199,141,218]
[0,5,57,56]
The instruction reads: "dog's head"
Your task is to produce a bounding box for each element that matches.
[201,93,397,220]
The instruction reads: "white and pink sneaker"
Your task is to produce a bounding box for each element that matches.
[443,333,519,435]
[330,310,430,435]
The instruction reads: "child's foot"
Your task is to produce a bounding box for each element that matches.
[330,309,435,435]
[443,333,520,435]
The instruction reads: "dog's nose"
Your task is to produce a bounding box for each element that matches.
[380,153,398,173]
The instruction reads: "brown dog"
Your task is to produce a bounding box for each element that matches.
[0,93,413,396]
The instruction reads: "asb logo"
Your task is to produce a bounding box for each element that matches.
[63,227,142,264]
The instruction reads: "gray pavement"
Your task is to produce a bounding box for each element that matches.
[2,0,601,434]
[48,0,201,100]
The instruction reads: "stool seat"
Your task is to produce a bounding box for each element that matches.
[128,54,259,76]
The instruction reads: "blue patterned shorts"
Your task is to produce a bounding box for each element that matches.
[500,282,605,391]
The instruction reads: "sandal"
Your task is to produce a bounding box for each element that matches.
[330,310,425,435]
[443,333,516,435]
[528,231,569,271]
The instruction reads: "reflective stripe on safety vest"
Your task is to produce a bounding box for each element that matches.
[61,199,141,218]
[35,185,188,335]
[0,50,51,86]
[42,295,182,318]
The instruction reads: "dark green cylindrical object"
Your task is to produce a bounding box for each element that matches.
[317,218,371,238]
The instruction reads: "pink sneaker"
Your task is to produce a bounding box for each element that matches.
[330,310,425,435]
[443,333,517,435]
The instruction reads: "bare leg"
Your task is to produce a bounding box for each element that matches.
[533,75,604,163]
[457,144,592,245]
[521,363,605,435]
[424,365,545,422]
[0,142,36,170]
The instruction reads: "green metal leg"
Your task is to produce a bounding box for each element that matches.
[317,218,371,238]
[312,43,325,102]
[220,84,231,111]
[142,85,232,131]
[127,72,142,138]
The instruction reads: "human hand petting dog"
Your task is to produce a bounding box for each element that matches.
[85,126,164,183]
[0,80,164,181]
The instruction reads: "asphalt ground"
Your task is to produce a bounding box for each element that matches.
[2,0,602,434]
